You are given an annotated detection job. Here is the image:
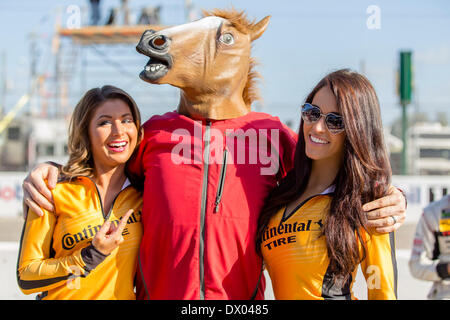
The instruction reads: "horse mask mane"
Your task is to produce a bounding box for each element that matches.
[136,8,271,120]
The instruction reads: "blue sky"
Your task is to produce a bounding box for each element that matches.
[0,0,449,129]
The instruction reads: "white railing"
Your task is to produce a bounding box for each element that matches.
[392,175,450,223]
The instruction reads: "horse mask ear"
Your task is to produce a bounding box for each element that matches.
[250,15,271,41]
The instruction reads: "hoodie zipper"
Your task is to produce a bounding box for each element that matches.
[199,121,211,300]
[214,148,228,213]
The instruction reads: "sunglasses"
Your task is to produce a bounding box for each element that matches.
[301,103,345,135]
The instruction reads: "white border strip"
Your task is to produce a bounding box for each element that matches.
[0,241,19,251]
[396,249,411,259]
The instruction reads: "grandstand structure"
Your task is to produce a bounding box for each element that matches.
[0,1,193,171]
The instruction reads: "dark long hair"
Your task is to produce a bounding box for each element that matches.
[256,69,392,278]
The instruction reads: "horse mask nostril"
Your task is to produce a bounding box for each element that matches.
[149,35,168,50]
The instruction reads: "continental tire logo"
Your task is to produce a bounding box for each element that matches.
[61,224,102,250]
[61,211,141,250]
[62,232,78,250]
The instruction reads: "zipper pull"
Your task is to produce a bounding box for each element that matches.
[214,201,220,213]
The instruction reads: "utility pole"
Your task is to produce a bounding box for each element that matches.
[185,0,196,22]
[399,51,412,175]
[28,32,39,116]
[53,6,62,118]
[359,59,366,75]
[0,51,6,117]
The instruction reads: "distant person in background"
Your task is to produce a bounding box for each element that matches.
[409,194,450,299]
[17,86,143,299]
[137,6,161,25]
[256,69,397,300]
[121,0,130,26]
[106,0,130,26]
[89,0,101,26]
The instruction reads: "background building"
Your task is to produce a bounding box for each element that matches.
[408,122,450,176]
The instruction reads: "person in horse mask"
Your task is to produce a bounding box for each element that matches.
[20,10,407,300]
[257,69,398,300]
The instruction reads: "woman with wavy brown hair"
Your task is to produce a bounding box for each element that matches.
[17,85,144,299]
[61,85,143,179]
[256,69,397,300]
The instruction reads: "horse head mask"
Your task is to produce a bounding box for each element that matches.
[136,9,270,120]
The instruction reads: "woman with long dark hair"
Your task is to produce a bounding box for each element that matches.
[256,69,397,300]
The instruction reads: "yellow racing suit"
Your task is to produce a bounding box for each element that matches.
[261,188,397,300]
[17,176,142,299]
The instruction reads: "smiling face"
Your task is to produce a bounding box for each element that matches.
[303,86,346,164]
[88,99,138,174]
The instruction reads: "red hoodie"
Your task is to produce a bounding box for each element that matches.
[128,111,297,300]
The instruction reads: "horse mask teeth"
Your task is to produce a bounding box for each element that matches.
[136,30,173,82]
[139,56,171,81]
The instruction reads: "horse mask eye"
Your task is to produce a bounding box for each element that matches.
[219,33,234,45]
